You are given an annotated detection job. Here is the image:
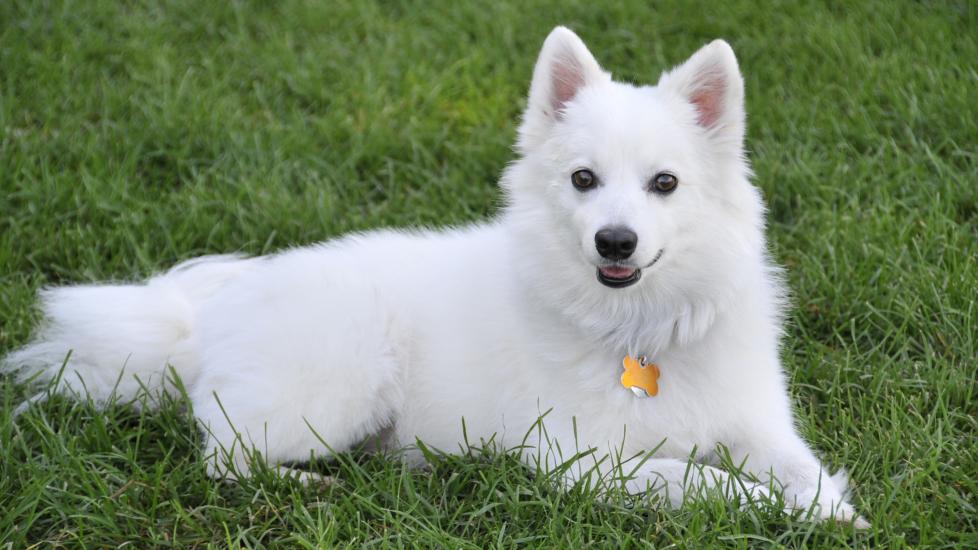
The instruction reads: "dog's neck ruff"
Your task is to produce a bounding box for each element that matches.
[621,355,660,397]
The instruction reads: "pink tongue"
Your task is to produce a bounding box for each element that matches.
[600,266,636,279]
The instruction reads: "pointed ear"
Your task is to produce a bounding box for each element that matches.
[658,40,745,148]
[518,27,608,148]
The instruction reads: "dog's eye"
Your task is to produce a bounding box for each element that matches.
[571,169,597,191]
[650,172,678,194]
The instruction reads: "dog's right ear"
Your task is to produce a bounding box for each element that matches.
[518,27,608,150]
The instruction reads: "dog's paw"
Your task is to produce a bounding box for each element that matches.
[275,466,339,488]
[778,468,869,528]
[851,515,872,530]
[787,491,869,528]
[825,501,871,529]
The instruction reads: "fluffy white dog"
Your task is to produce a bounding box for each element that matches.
[4,27,865,525]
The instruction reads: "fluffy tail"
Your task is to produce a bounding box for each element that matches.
[3,255,254,411]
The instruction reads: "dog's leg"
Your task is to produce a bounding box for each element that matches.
[729,428,869,527]
[201,449,337,486]
[190,320,406,483]
[615,457,771,508]
[531,435,770,508]
[184,260,408,483]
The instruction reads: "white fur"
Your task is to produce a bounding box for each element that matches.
[3,27,865,525]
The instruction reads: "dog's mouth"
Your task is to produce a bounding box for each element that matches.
[595,249,664,289]
[597,265,641,288]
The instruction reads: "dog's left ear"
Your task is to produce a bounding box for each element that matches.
[518,27,609,150]
[658,40,745,152]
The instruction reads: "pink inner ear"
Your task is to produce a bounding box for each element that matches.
[550,55,586,116]
[689,70,726,128]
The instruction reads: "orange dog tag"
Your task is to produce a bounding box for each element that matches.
[621,355,660,397]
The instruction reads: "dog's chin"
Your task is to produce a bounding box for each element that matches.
[596,265,642,289]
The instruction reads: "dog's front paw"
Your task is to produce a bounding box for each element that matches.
[807,499,870,529]
[787,479,869,528]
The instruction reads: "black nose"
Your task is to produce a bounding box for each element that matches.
[595,226,638,260]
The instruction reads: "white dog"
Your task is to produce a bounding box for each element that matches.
[4,27,865,525]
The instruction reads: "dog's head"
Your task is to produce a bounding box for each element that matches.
[503,28,768,349]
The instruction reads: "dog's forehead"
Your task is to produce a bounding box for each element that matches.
[560,83,697,170]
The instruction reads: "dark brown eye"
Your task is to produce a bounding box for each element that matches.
[571,169,597,191]
[651,172,678,194]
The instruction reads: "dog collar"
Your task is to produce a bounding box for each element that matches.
[621,355,660,397]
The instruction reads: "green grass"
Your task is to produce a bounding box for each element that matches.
[1,0,976,547]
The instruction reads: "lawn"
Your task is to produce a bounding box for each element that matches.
[1,0,976,547]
